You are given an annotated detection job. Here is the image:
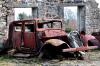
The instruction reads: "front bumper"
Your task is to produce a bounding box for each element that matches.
[62,46,98,52]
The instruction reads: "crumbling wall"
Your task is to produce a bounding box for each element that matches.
[0,1,8,40]
[63,0,100,34]
[0,0,100,37]
[0,0,37,40]
[85,0,100,34]
[38,0,61,18]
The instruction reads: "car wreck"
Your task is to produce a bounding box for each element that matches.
[3,19,98,59]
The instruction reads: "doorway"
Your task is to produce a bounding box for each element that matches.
[64,6,78,31]
[14,8,33,20]
[64,6,85,32]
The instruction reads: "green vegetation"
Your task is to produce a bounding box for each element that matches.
[65,28,73,33]
[18,12,32,20]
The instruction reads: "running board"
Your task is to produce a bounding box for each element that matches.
[13,53,31,58]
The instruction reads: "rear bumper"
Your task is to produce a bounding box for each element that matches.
[62,46,98,52]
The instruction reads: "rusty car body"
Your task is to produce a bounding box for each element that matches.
[7,18,98,58]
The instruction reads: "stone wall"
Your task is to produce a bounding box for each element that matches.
[85,0,100,34]
[0,0,100,35]
[38,0,100,34]
[38,0,60,18]
[62,0,100,34]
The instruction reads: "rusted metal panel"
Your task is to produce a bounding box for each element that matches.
[24,32,36,49]
[44,29,67,38]
[13,31,21,49]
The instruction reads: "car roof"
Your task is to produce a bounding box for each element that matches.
[10,19,63,25]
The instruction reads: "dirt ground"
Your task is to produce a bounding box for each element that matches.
[0,50,100,66]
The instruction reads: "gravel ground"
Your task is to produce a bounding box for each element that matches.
[0,50,100,66]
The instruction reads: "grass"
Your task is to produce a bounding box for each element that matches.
[0,55,43,66]
[0,50,99,66]
[0,55,15,62]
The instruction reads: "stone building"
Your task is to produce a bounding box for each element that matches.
[85,0,100,34]
[0,0,100,36]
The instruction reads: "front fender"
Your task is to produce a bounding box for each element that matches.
[44,39,66,47]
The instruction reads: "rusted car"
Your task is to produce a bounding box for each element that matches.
[7,19,98,59]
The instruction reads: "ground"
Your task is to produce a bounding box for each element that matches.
[0,50,100,66]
